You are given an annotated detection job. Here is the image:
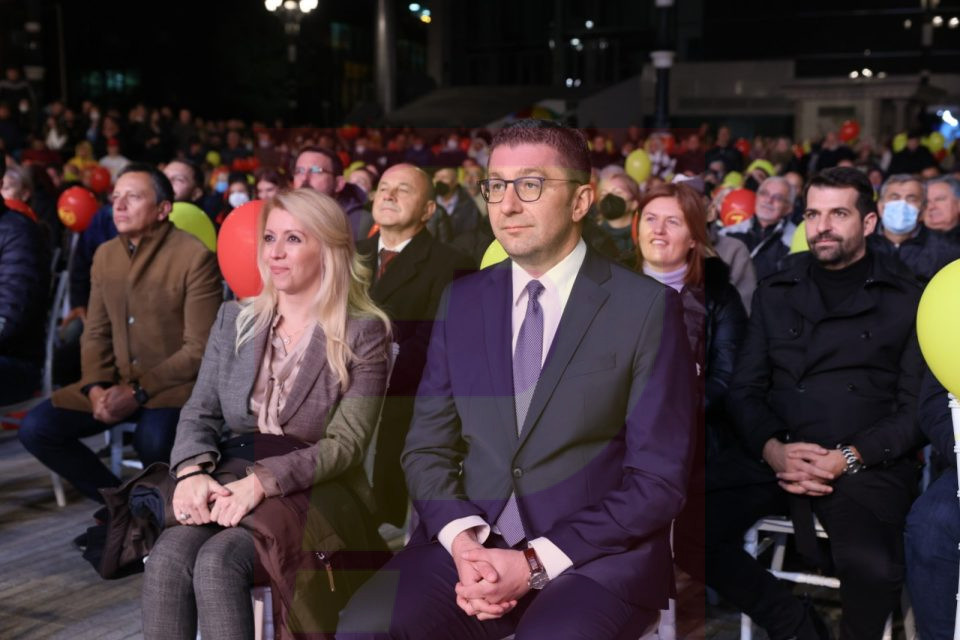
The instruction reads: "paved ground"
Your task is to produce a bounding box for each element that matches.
[4,429,912,640]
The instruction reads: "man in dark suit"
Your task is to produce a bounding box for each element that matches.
[338,120,696,639]
[357,163,474,526]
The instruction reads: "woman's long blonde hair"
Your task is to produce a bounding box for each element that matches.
[235,188,390,392]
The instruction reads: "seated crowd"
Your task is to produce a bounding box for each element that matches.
[2,86,960,640]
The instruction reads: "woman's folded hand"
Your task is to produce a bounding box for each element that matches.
[172,467,232,525]
[209,473,266,528]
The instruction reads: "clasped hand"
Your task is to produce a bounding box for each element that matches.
[450,531,531,621]
[763,439,847,497]
[171,469,265,527]
[89,384,139,425]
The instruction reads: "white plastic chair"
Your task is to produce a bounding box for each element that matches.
[108,421,142,477]
[741,515,901,640]
[948,393,960,640]
[3,270,72,507]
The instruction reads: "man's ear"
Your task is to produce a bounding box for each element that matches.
[191,186,204,203]
[571,183,595,223]
[335,175,346,194]
[157,200,173,221]
[863,211,878,237]
[421,199,437,223]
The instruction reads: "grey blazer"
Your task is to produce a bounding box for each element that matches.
[169,302,389,508]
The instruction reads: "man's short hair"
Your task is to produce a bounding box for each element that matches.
[489,119,591,183]
[760,175,796,204]
[168,158,205,191]
[926,175,960,199]
[879,173,924,202]
[118,163,175,205]
[296,145,343,176]
[805,167,875,218]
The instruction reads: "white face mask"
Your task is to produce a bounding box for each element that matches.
[228,191,250,208]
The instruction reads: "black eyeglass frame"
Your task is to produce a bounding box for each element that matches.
[478,176,584,203]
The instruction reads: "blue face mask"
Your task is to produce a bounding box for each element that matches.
[882,199,919,234]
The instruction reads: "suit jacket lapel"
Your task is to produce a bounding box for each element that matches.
[518,251,610,448]
[229,321,270,421]
[278,326,328,425]
[480,262,518,444]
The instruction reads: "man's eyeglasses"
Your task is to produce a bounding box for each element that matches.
[294,165,331,177]
[479,177,582,203]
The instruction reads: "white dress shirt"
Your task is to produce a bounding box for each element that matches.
[437,238,587,580]
[377,235,414,270]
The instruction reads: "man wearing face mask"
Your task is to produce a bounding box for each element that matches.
[720,176,797,281]
[867,174,960,283]
[428,166,481,244]
[596,173,640,266]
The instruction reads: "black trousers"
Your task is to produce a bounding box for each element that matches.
[705,479,905,640]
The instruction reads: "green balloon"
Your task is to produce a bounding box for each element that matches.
[170,202,217,252]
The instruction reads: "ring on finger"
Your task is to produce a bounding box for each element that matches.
[178,512,190,521]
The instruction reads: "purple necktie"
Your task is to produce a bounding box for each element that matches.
[496,279,545,546]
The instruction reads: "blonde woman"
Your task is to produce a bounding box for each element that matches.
[142,189,391,640]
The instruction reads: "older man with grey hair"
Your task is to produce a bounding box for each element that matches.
[720,175,797,280]
[924,176,960,242]
[866,174,960,283]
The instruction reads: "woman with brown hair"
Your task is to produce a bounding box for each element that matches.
[635,181,747,589]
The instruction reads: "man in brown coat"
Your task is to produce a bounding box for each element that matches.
[19,163,222,504]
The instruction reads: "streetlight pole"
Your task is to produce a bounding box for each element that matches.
[651,0,674,130]
[264,0,319,116]
[375,0,396,116]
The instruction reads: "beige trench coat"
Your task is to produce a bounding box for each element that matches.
[52,220,222,411]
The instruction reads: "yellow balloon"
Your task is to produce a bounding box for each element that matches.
[927,132,945,153]
[625,149,652,183]
[746,159,776,177]
[170,202,217,252]
[917,259,960,396]
[722,171,743,188]
[480,239,509,269]
[790,221,809,254]
[205,150,222,167]
[892,132,908,153]
[345,161,365,178]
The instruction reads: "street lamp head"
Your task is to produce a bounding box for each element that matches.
[264,0,282,10]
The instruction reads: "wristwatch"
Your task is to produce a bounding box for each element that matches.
[839,445,863,475]
[130,382,149,406]
[524,546,549,590]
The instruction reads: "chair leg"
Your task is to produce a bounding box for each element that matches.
[50,473,66,507]
[901,586,916,640]
[109,426,124,477]
[658,598,676,640]
[741,524,760,640]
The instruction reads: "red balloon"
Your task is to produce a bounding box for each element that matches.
[721,188,756,226]
[839,120,860,143]
[217,200,264,298]
[734,138,751,158]
[661,133,676,156]
[57,186,100,232]
[88,165,111,194]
